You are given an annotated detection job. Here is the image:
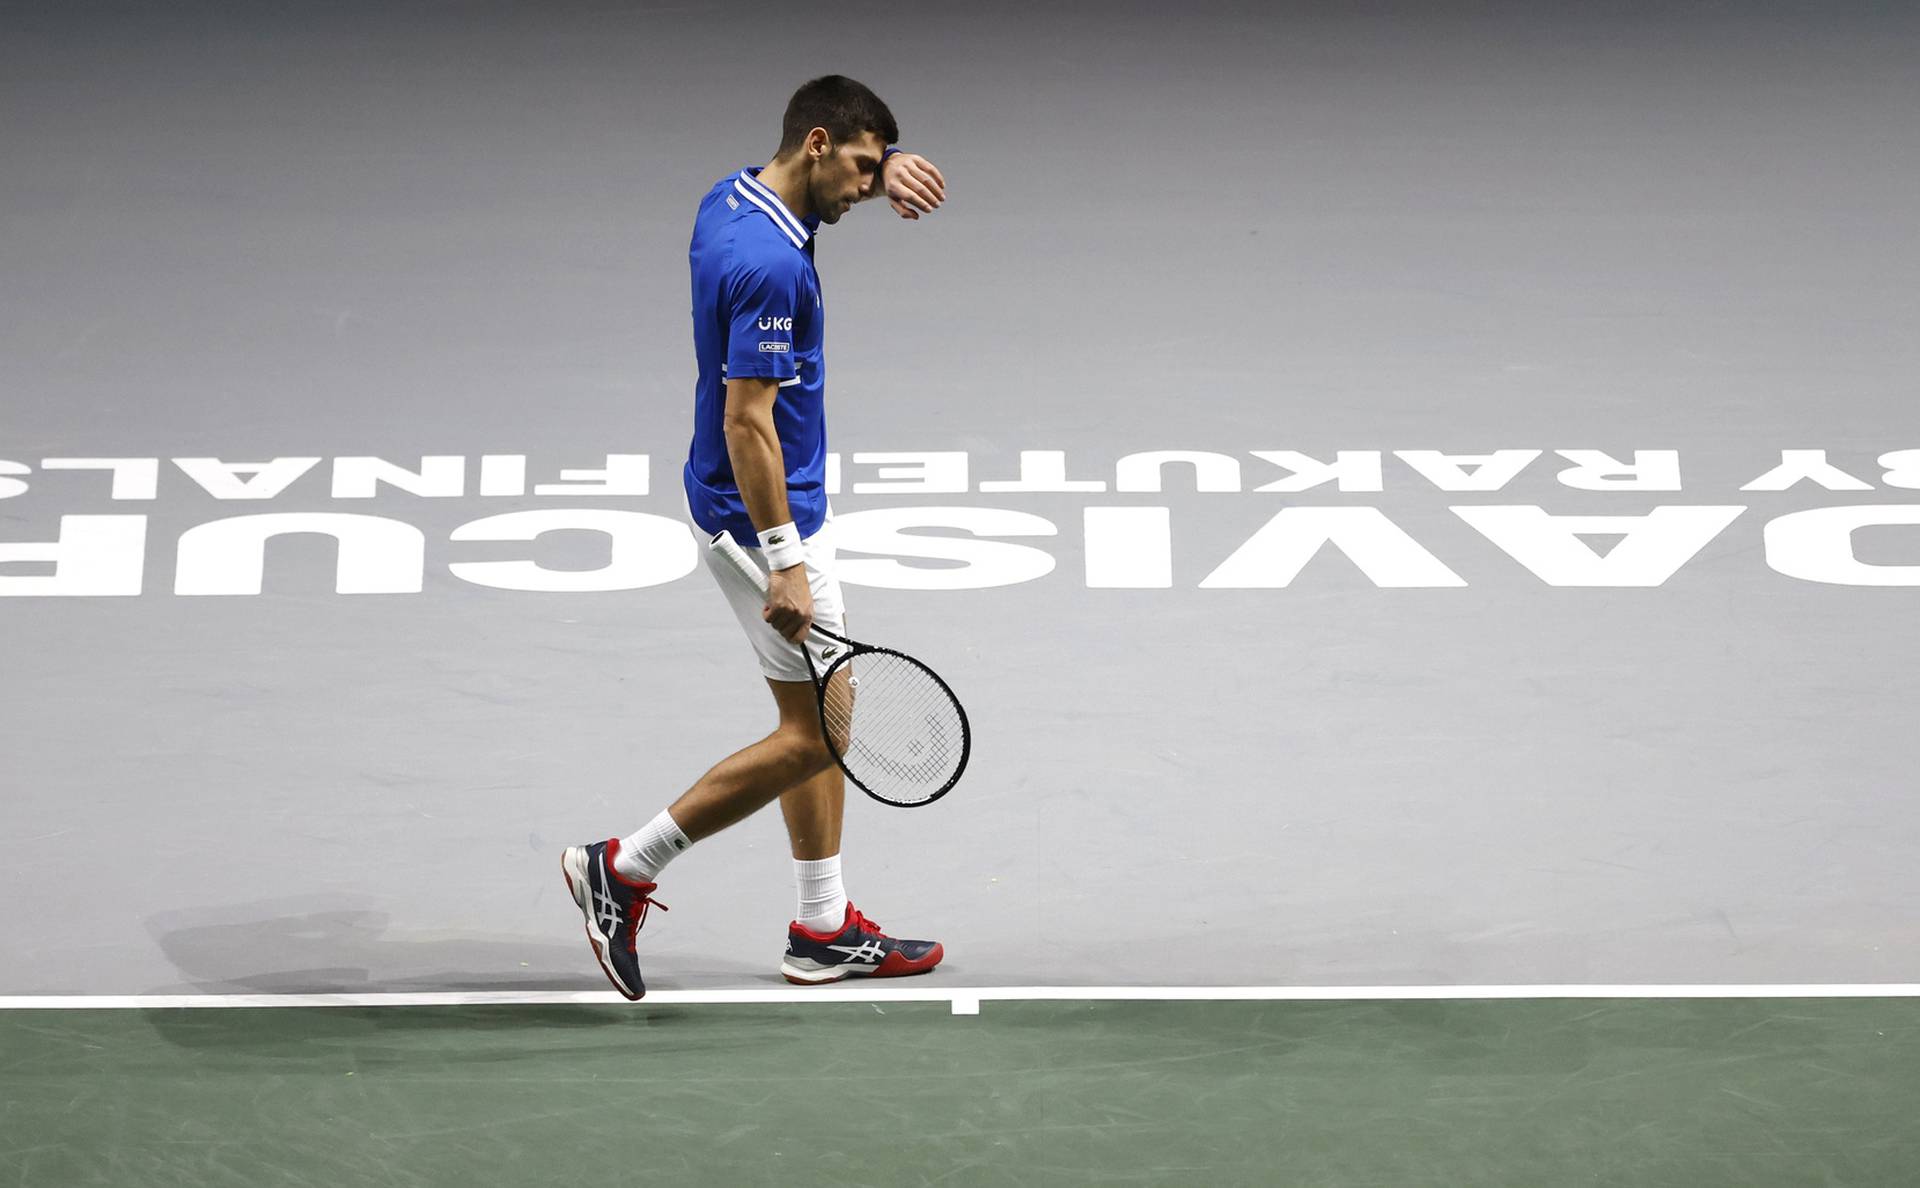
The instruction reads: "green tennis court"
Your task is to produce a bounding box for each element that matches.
[8,997,1920,1185]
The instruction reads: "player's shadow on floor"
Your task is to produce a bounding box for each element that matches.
[133,1000,813,1063]
[143,897,766,997]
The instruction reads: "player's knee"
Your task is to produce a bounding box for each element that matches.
[800,737,836,778]
[776,723,835,776]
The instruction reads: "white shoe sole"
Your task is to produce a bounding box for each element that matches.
[780,958,866,985]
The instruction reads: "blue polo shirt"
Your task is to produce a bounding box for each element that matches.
[684,166,829,544]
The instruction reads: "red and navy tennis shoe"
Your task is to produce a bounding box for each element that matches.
[560,839,667,1001]
[780,903,944,984]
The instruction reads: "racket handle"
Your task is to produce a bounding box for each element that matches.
[707,530,771,596]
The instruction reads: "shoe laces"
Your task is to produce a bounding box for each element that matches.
[627,888,668,952]
[846,906,883,937]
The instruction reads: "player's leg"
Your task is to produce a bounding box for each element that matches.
[663,677,833,841]
[771,652,943,986]
[779,753,844,860]
[778,663,849,858]
[781,743,848,933]
[756,534,856,934]
[602,523,843,879]
[561,514,830,1001]
[559,678,830,1001]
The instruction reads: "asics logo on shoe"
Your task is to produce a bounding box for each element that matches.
[593,856,621,931]
[829,939,891,964]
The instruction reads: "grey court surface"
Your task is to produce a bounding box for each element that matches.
[4,0,1920,1001]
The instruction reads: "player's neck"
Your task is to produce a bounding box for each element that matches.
[755,158,815,222]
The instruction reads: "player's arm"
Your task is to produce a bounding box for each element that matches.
[723,375,811,643]
[872,147,946,219]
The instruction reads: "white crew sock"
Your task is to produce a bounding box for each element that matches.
[614,810,691,883]
[794,854,847,933]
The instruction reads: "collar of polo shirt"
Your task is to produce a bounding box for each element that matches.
[733,167,818,250]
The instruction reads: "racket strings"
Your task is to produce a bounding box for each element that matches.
[820,652,964,804]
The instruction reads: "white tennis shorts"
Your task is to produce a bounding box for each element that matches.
[697,508,847,684]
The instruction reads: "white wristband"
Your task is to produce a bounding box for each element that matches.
[756,521,805,571]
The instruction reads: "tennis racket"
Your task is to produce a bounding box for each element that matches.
[706,529,971,808]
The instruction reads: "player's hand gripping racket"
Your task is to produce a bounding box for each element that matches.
[707,530,971,808]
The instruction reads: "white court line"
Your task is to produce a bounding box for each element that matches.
[5,985,1920,1016]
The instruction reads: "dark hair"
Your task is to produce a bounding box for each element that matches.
[776,75,898,158]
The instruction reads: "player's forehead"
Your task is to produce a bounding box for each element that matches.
[837,129,888,162]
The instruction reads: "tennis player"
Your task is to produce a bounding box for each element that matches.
[562,76,949,1000]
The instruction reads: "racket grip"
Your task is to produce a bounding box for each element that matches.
[707,530,771,596]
